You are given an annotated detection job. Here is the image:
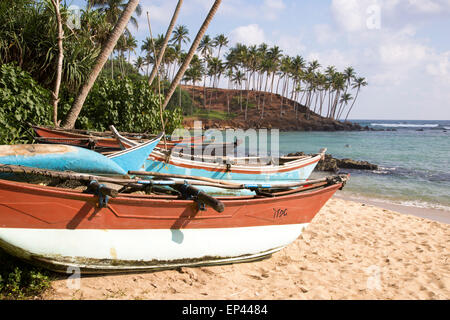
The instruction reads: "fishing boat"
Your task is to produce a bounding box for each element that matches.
[104,132,163,172]
[111,129,326,195]
[0,144,127,175]
[145,148,325,183]
[31,125,205,151]
[0,164,348,273]
[0,133,162,175]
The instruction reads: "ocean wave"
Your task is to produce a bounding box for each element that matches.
[338,193,450,212]
[371,123,439,128]
[348,166,450,183]
[444,127,450,130]
[372,166,396,175]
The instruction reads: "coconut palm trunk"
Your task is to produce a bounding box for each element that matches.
[162,0,222,111]
[345,89,360,121]
[50,0,63,127]
[62,0,141,129]
[148,0,183,87]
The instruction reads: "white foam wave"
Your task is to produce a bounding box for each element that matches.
[371,123,439,128]
[339,192,450,212]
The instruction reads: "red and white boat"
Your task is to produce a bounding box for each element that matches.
[0,175,347,274]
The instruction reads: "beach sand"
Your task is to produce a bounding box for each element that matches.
[42,197,450,300]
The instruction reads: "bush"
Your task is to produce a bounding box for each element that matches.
[0,249,51,300]
[0,63,52,144]
[60,77,183,135]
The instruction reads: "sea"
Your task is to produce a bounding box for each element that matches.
[274,120,450,212]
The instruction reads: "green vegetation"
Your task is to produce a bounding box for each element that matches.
[0,64,53,144]
[0,0,187,133]
[0,249,51,300]
[67,77,183,134]
[192,109,237,121]
[231,96,256,110]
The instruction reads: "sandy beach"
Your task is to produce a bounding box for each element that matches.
[42,195,450,300]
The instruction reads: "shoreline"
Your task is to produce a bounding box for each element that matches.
[335,192,450,225]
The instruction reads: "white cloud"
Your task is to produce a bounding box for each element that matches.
[314,24,337,45]
[426,51,450,83]
[307,49,354,71]
[264,0,286,10]
[378,42,430,66]
[209,0,286,21]
[143,2,177,24]
[407,0,447,14]
[331,0,367,32]
[229,24,266,46]
[277,34,306,56]
[331,0,450,33]
[262,0,286,20]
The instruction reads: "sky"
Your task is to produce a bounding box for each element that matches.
[69,0,450,120]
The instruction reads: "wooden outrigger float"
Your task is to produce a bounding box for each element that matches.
[0,164,348,274]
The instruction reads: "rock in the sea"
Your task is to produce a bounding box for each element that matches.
[316,154,339,172]
[286,152,378,172]
[336,158,378,170]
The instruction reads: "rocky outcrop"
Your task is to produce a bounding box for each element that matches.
[287,152,378,172]
[336,158,378,171]
[181,86,372,132]
[316,154,340,172]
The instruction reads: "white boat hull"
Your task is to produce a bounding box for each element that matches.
[0,224,308,273]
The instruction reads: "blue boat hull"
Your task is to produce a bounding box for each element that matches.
[144,158,318,182]
[0,144,127,175]
[108,133,162,172]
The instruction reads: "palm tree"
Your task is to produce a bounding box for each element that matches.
[267,46,283,101]
[62,0,142,129]
[337,93,353,119]
[315,72,327,116]
[89,0,142,78]
[88,0,142,32]
[49,0,64,126]
[213,34,228,59]
[161,0,223,112]
[330,72,345,119]
[125,33,137,65]
[171,24,190,49]
[198,34,214,109]
[278,55,291,115]
[141,37,153,75]
[345,77,367,120]
[171,25,190,109]
[232,70,246,112]
[290,55,306,114]
[183,57,203,113]
[134,56,145,73]
[324,66,337,118]
[147,0,183,86]
[198,34,214,59]
[336,66,355,115]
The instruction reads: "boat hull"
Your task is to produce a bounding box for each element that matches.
[145,152,320,182]
[0,179,340,273]
[0,224,307,273]
[107,133,162,172]
[32,125,204,151]
[0,144,126,175]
